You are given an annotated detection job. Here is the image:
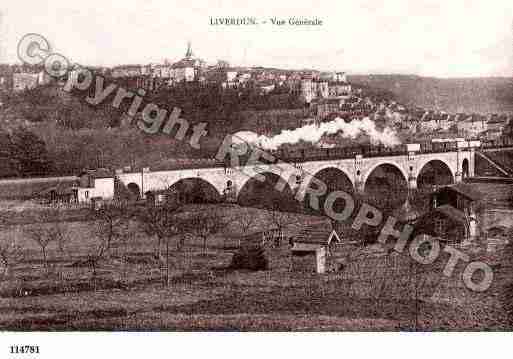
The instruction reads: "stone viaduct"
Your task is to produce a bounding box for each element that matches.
[110,140,480,203]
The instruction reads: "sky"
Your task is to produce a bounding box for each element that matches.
[2,0,513,77]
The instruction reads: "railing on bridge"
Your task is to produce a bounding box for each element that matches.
[148,158,224,172]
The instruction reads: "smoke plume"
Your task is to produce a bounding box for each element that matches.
[241,117,400,150]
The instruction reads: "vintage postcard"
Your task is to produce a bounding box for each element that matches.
[0,0,512,357]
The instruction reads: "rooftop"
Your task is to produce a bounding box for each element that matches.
[292,222,339,246]
[432,204,468,225]
[79,168,113,179]
[435,183,483,201]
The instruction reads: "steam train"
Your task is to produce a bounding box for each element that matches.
[220,137,512,167]
[270,144,405,162]
[480,137,513,149]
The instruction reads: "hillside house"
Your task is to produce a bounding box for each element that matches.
[413,205,468,244]
[418,111,440,131]
[486,114,509,134]
[314,98,344,119]
[480,128,503,140]
[328,81,352,97]
[111,65,142,78]
[457,115,487,136]
[300,77,316,104]
[414,184,483,243]
[439,114,454,130]
[76,169,115,203]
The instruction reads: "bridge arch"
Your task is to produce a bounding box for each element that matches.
[302,166,355,215]
[308,164,355,188]
[362,162,409,210]
[416,159,454,190]
[167,177,222,204]
[362,161,408,191]
[237,171,298,211]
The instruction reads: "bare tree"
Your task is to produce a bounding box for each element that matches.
[45,209,68,257]
[0,214,22,278]
[24,209,66,270]
[0,237,22,278]
[137,200,184,286]
[183,211,225,253]
[266,201,298,247]
[94,202,131,259]
[84,201,132,282]
[138,199,181,260]
[117,221,136,286]
[25,226,54,270]
[233,207,258,248]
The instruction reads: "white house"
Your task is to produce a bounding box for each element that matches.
[76,169,115,203]
[457,115,487,137]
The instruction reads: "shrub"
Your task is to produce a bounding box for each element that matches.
[229,246,269,271]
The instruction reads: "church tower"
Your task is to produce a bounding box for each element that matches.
[185,41,193,59]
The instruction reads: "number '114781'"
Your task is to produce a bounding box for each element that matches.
[10,346,40,354]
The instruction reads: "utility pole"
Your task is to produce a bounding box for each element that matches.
[141,167,144,199]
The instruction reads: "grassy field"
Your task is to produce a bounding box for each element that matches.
[0,204,510,331]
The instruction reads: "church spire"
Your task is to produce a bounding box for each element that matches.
[185,41,193,58]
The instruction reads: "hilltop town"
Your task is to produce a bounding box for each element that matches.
[1,42,512,132]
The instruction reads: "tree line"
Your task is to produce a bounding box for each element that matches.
[0,127,53,178]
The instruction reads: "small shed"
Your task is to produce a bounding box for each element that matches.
[291,244,327,274]
[431,183,483,238]
[290,224,341,274]
[291,224,341,255]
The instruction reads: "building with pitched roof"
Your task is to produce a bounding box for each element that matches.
[76,169,115,203]
[169,42,205,82]
[413,183,483,243]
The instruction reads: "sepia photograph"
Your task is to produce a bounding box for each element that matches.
[1,0,513,356]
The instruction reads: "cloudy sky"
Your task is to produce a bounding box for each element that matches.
[2,0,513,77]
